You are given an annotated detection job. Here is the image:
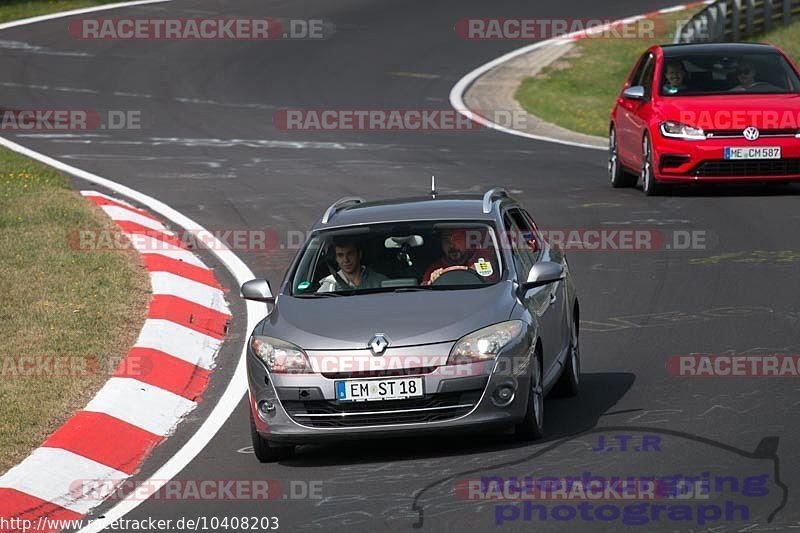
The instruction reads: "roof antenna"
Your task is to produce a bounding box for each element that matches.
[431,175,437,199]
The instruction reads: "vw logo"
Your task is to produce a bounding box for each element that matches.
[368,334,389,355]
[743,126,760,142]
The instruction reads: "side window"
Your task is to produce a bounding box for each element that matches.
[503,209,538,280]
[629,52,649,86]
[640,55,656,99]
[520,209,543,255]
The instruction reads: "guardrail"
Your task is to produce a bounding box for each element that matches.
[675,0,800,43]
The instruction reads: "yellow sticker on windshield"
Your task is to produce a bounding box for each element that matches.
[474,258,493,277]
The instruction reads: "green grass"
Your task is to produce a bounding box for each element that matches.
[749,20,800,60]
[514,9,703,137]
[0,0,126,23]
[0,149,150,474]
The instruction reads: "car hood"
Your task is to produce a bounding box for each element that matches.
[259,281,515,350]
[656,93,800,130]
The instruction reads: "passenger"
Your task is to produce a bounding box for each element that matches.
[663,61,689,94]
[422,229,500,285]
[317,238,388,292]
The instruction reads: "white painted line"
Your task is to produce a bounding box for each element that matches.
[660,5,690,13]
[102,205,169,231]
[135,319,222,370]
[126,234,207,268]
[0,447,128,515]
[84,377,197,437]
[0,2,257,525]
[449,36,605,151]
[150,271,230,315]
[0,0,171,31]
[449,3,699,151]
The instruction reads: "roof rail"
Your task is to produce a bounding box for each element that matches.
[321,196,366,224]
[482,187,508,214]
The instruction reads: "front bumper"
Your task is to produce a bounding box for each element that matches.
[246,338,533,444]
[653,134,800,183]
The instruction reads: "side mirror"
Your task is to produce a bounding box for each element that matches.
[623,85,646,100]
[518,262,564,298]
[241,279,275,303]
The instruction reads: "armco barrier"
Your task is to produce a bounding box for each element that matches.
[675,0,800,42]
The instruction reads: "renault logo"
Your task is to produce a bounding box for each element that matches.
[369,334,389,355]
[743,126,760,142]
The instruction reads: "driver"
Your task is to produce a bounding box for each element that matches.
[422,229,499,285]
[732,62,762,91]
[318,238,388,292]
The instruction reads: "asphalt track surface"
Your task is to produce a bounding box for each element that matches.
[3,0,800,531]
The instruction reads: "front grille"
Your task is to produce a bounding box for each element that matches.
[321,367,437,380]
[706,129,798,138]
[692,158,800,177]
[283,390,481,428]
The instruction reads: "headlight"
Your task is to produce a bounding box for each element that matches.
[448,321,525,365]
[660,121,706,140]
[250,335,312,373]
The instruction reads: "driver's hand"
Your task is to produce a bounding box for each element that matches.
[429,265,468,283]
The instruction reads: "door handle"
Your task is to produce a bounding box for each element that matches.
[549,292,557,306]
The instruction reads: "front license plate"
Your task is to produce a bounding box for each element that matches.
[724,146,781,160]
[335,377,424,402]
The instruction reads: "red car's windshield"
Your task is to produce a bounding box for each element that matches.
[660,51,800,96]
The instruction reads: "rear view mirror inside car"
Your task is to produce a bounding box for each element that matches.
[385,235,424,248]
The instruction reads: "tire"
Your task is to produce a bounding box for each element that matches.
[514,351,544,441]
[250,413,295,462]
[553,309,580,397]
[609,126,638,188]
[641,134,666,196]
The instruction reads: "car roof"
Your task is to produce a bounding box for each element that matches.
[659,42,781,57]
[311,194,513,230]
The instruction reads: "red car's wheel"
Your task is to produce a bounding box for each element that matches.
[642,134,667,196]
[609,126,638,188]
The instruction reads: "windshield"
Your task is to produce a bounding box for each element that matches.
[660,51,800,96]
[288,221,504,296]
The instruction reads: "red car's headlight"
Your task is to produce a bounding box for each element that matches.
[660,121,706,140]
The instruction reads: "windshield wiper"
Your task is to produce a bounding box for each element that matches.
[294,292,346,298]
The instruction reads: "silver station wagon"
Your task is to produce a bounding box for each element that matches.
[242,188,580,461]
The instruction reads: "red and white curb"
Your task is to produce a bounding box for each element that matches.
[449,0,715,150]
[0,190,231,531]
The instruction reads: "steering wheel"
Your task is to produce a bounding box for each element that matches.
[431,266,485,286]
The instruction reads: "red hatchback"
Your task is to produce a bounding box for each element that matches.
[609,43,800,195]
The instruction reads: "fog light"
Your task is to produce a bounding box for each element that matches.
[258,400,275,413]
[492,384,516,406]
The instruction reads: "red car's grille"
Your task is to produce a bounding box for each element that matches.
[706,129,799,138]
[692,159,800,177]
